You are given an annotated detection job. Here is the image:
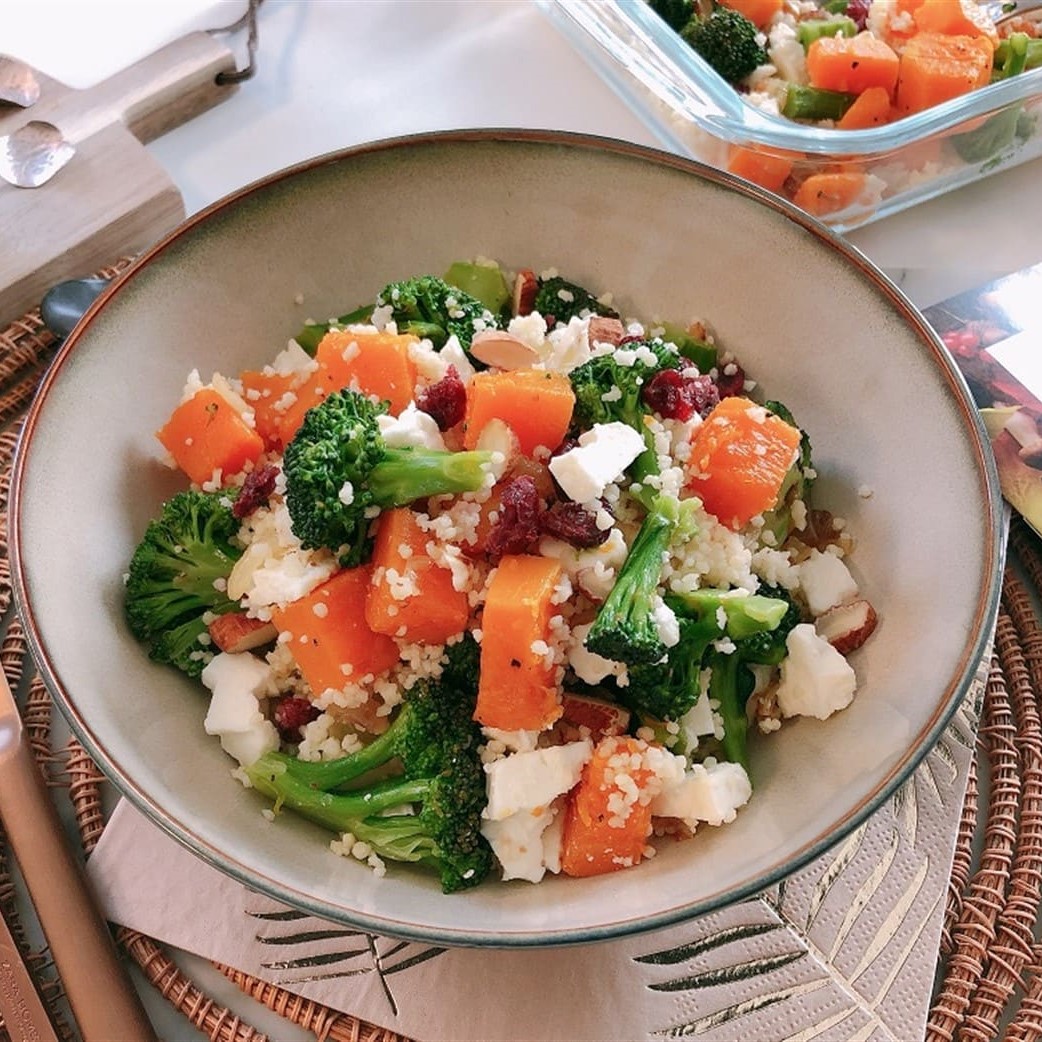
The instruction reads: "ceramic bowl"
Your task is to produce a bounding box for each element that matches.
[11,130,1002,946]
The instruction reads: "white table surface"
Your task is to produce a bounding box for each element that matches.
[5,1,1041,1038]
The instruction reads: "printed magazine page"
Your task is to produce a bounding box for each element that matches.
[922,261,1042,535]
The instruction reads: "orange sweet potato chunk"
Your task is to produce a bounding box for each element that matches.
[791,170,873,216]
[462,370,575,457]
[686,396,802,529]
[913,0,998,42]
[560,736,657,878]
[156,388,264,486]
[276,329,419,445]
[365,508,470,645]
[836,86,894,129]
[315,330,418,416]
[726,147,795,194]
[239,369,304,450]
[894,32,994,116]
[474,554,564,731]
[271,567,400,697]
[718,0,783,29]
[806,32,900,95]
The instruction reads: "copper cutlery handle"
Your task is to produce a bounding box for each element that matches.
[0,675,157,1042]
[0,900,60,1042]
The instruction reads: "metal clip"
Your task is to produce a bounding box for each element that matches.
[209,0,264,85]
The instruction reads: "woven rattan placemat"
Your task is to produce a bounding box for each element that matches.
[0,278,1037,1042]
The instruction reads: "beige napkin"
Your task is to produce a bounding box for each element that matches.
[86,660,983,1042]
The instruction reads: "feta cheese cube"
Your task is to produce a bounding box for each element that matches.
[376,403,446,452]
[651,761,752,827]
[439,335,476,384]
[480,806,557,883]
[202,652,280,767]
[548,422,646,503]
[775,623,857,720]
[677,671,716,742]
[483,740,593,821]
[799,550,859,616]
[271,339,317,377]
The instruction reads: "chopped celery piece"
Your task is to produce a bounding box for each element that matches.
[444,260,510,316]
[797,16,857,48]
[782,83,858,121]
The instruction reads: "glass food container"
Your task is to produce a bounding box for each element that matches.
[541,0,1042,232]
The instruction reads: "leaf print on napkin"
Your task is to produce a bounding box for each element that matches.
[635,664,985,1042]
[246,906,445,1016]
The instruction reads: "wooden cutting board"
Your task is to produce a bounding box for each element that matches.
[0,32,239,325]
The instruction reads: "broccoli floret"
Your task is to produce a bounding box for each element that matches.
[623,613,718,721]
[624,587,792,721]
[283,389,492,565]
[124,490,243,677]
[569,338,679,506]
[533,276,619,328]
[731,583,802,665]
[681,7,768,83]
[293,265,508,356]
[648,0,695,31]
[585,494,698,667]
[377,274,497,354]
[244,637,491,893]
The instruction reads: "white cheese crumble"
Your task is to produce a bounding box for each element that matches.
[775,624,857,720]
[201,652,280,767]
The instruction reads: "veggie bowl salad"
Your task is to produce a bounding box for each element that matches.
[647,0,1041,217]
[125,259,878,893]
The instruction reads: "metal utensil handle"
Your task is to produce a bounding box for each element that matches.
[0,902,61,1042]
[0,676,157,1042]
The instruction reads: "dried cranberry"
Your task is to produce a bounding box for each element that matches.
[416,366,467,431]
[642,368,720,421]
[232,464,279,519]
[539,500,611,549]
[272,696,319,742]
[485,475,544,563]
[845,0,870,30]
[715,361,747,399]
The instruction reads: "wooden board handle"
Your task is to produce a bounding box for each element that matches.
[62,31,238,145]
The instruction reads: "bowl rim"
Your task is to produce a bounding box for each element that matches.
[10,128,1005,946]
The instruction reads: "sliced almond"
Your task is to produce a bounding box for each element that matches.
[208,612,278,654]
[475,417,520,481]
[560,692,630,740]
[469,329,541,371]
[512,269,538,317]
[814,599,877,656]
[587,316,625,347]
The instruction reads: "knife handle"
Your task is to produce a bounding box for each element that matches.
[0,717,157,1041]
[0,901,60,1042]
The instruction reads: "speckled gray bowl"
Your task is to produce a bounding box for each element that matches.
[11,130,1002,946]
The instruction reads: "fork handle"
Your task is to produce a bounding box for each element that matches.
[0,736,157,1041]
[0,898,60,1042]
